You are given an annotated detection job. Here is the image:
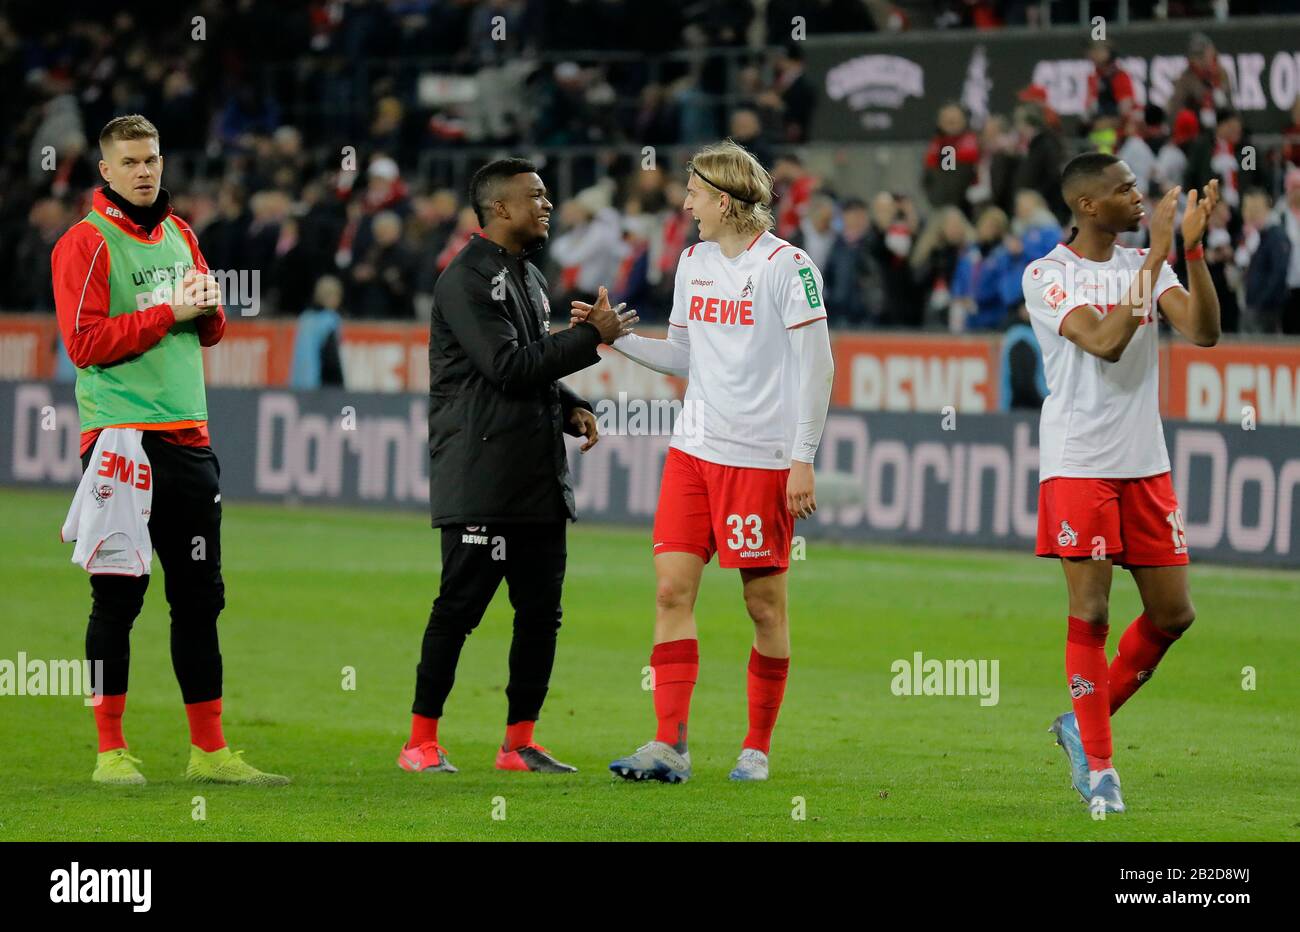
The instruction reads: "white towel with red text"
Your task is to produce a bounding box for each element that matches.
[60,428,153,576]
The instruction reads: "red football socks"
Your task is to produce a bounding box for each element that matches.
[743,648,790,755]
[1065,616,1112,770]
[504,720,535,750]
[93,692,127,753]
[408,713,439,749]
[184,697,226,752]
[1110,613,1181,715]
[651,638,699,751]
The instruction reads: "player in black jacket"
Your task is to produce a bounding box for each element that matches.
[399,158,628,774]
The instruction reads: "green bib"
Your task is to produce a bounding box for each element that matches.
[76,211,208,430]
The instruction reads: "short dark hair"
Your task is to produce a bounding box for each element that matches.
[1061,151,1120,202]
[469,158,538,226]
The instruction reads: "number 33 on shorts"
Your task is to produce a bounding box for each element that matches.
[726,514,764,551]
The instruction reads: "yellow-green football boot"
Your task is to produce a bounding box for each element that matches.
[92,748,146,786]
[185,745,290,786]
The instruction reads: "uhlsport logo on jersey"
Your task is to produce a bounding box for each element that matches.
[1057,520,1078,547]
[1069,673,1094,699]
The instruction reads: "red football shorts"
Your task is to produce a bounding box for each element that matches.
[1036,471,1189,567]
[652,448,794,571]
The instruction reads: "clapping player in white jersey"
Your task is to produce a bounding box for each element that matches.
[1022,152,1221,814]
[571,140,835,782]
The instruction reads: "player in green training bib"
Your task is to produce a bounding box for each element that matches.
[51,114,289,788]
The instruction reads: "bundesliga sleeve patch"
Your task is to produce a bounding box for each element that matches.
[1043,282,1067,314]
[798,267,822,309]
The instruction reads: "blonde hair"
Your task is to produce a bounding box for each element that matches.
[687,139,774,236]
[975,204,1010,240]
[910,205,974,271]
[99,114,159,153]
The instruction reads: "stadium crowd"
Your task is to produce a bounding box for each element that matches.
[4,1,1300,336]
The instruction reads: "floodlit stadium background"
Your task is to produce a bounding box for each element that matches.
[3,1,1298,565]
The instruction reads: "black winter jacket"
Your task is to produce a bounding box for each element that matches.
[427,233,601,526]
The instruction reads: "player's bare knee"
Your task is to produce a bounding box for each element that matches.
[1071,603,1109,627]
[1152,603,1195,635]
[743,590,786,629]
[655,577,694,615]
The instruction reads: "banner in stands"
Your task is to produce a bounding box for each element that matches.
[5,314,1299,423]
[830,333,1000,412]
[7,312,1300,422]
[1166,342,1300,426]
[0,316,60,380]
[802,17,1300,140]
[4,381,1297,567]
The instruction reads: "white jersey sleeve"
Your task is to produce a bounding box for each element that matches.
[1022,258,1091,334]
[610,327,690,377]
[610,248,691,376]
[788,318,834,463]
[1154,258,1182,307]
[668,250,690,327]
[765,245,833,463]
[768,246,828,329]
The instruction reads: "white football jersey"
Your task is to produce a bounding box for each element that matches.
[1022,242,1183,481]
[669,231,828,469]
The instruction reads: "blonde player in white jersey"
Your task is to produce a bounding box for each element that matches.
[571,140,835,783]
[1022,152,1221,815]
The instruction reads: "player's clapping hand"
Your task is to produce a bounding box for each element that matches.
[1149,186,1180,259]
[1181,178,1219,248]
[569,407,599,453]
[786,461,817,519]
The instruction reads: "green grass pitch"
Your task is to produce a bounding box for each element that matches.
[1,488,1296,841]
